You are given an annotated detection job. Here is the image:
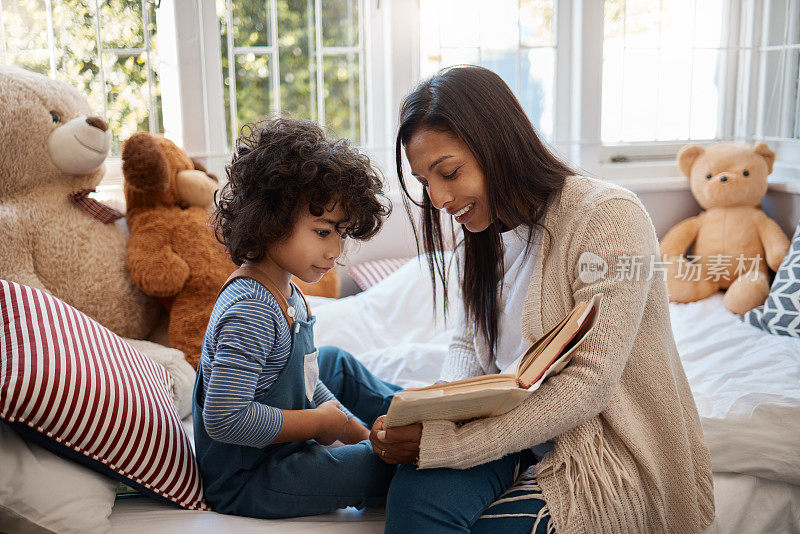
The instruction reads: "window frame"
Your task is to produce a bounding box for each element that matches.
[6,0,800,189]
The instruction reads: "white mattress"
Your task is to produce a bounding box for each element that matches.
[111,261,800,532]
[110,444,800,533]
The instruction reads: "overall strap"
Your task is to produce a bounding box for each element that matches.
[291,282,312,319]
[217,263,296,326]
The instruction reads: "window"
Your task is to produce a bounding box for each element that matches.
[753,0,799,142]
[4,0,797,185]
[0,0,163,155]
[419,0,557,141]
[218,0,365,146]
[601,0,728,144]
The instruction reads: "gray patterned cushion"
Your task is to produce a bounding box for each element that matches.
[743,223,800,337]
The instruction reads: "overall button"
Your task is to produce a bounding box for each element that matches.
[295,322,301,334]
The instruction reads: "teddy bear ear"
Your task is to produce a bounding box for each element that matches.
[122,132,169,192]
[754,142,775,174]
[677,144,705,178]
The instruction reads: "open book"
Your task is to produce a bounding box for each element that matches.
[384,294,603,428]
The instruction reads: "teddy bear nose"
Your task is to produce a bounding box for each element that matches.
[86,116,108,132]
[720,175,728,182]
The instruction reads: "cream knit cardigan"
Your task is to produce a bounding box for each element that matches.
[419,176,715,533]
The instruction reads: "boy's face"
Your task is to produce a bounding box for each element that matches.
[267,202,347,284]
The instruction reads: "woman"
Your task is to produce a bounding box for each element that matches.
[368,65,715,533]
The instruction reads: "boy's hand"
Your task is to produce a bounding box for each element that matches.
[339,417,370,444]
[313,400,348,445]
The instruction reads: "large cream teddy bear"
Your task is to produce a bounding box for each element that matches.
[0,65,159,338]
[660,142,790,315]
[0,66,197,416]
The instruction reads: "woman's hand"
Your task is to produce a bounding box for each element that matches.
[369,415,422,465]
[312,400,348,446]
[339,416,370,444]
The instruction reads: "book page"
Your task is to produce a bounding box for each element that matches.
[385,387,532,427]
[517,294,602,388]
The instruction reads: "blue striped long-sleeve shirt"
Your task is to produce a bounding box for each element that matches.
[199,278,351,448]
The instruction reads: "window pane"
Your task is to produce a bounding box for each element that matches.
[520,47,554,139]
[621,48,658,141]
[761,50,783,138]
[103,53,155,154]
[602,14,628,143]
[2,0,48,52]
[479,0,518,51]
[4,52,49,74]
[481,51,517,91]
[51,0,104,114]
[764,0,793,47]
[761,48,799,139]
[106,53,157,142]
[222,1,365,149]
[100,0,143,50]
[321,0,358,48]
[219,7,234,143]
[624,0,661,48]
[656,47,692,140]
[438,0,479,48]
[689,49,720,139]
[520,0,554,47]
[278,0,315,119]
[439,47,479,67]
[794,51,800,138]
[602,0,724,143]
[323,52,360,143]
[232,0,270,47]
[234,53,273,128]
[693,0,723,49]
[2,2,160,155]
[419,0,556,141]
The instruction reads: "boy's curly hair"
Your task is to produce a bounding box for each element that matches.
[214,117,389,266]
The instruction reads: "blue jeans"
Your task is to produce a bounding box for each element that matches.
[317,345,402,427]
[318,347,549,533]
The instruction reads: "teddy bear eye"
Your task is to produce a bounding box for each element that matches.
[743,170,749,176]
[705,173,712,179]
[50,111,61,123]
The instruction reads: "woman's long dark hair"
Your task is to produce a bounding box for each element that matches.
[396,65,573,361]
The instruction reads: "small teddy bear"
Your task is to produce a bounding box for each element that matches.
[660,142,790,315]
[0,65,159,338]
[122,133,238,369]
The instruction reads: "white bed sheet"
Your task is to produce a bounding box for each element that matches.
[111,261,800,532]
[110,418,800,534]
[669,294,800,486]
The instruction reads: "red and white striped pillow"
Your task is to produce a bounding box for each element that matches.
[0,280,209,510]
[348,257,413,291]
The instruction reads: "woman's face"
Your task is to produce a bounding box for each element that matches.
[405,127,491,233]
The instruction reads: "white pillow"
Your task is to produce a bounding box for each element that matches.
[312,254,459,388]
[0,421,117,534]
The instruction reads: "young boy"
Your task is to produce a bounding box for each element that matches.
[193,118,402,519]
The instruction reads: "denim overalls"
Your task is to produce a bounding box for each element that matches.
[193,263,397,519]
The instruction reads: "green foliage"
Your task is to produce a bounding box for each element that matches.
[1,0,162,155]
[2,0,363,154]
[220,0,362,147]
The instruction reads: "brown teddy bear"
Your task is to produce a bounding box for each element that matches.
[122,133,237,369]
[0,65,159,338]
[660,142,790,314]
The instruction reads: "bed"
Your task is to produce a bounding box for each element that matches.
[105,257,800,533]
